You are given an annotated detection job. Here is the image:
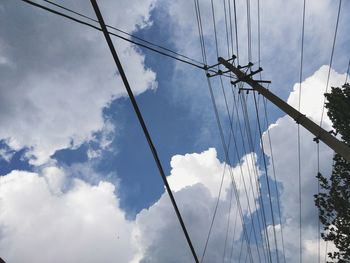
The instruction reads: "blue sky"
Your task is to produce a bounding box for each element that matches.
[0,0,349,262]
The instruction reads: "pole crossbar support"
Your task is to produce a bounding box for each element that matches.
[231,67,263,85]
[238,88,254,94]
[218,56,350,162]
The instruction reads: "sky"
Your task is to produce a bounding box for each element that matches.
[0,0,349,262]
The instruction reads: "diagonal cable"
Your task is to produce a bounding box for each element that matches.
[90,1,199,262]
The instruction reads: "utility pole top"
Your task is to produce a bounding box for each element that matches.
[218,56,350,162]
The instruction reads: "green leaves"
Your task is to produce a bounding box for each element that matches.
[314,83,350,262]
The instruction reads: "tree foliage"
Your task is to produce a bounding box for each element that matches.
[314,83,350,262]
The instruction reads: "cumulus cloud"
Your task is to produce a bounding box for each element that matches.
[0,1,349,262]
[0,62,345,262]
[151,0,350,148]
[133,148,265,263]
[0,169,136,263]
[131,66,348,263]
[262,66,347,262]
[0,147,263,263]
[0,0,156,165]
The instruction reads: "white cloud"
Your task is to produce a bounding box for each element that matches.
[0,169,136,263]
[0,147,14,163]
[0,0,156,165]
[0,1,349,262]
[0,148,262,263]
[133,148,265,263]
[154,0,350,147]
[262,65,347,262]
[168,148,229,197]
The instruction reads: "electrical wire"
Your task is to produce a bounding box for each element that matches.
[193,0,208,65]
[200,159,229,263]
[229,207,239,262]
[297,1,306,262]
[262,97,287,263]
[233,0,240,64]
[206,76,254,263]
[317,3,342,263]
[201,3,257,261]
[319,0,342,129]
[221,82,263,263]
[234,89,272,263]
[200,108,237,262]
[252,92,280,263]
[238,90,274,263]
[246,0,252,62]
[210,3,265,261]
[230,88,267,262]
[223,0,231,58]
[317,142,321,263]
[222,171,234,263]
[40,0,203,66]
[254,3,276,260]
[228,0,234,58]
[257,0,261,69]
[240,93,273,263]
[345,59,350,84]
[90,1,199,262]
[20,0,206,70]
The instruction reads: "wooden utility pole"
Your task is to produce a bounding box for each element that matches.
[218,57,350,162]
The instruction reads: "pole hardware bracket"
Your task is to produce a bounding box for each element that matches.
[313,136,320,144]
[238,62,254,69]
[294,113,306,124]
[238,88,255,94]
[231,67,263,86]
[329,130,338,136]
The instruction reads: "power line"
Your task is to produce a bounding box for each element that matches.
[223,0,230,58]
[345,59,350,84]
[228,0,235,58]
[232,0,240,64]
[252,92,280,263]
[246,94,270,262]
[317,3,342,262]
[222,174,234,263]
[200,163,226,262]
[246,0,252,62]
[319,0,342,128]
[262,97,287,263]
[238,91,273,263]
[20,0,206,70]
[200,145,233,262]
[221,82,263,263]
[229,207,240,262]
[257,0,261,68]
[40,0,204,67]
[254,4,276,260]
[317,142,321,263]
[210,2,264,261]
[206,76,254,263]
[211,0,220,58]
[297,1,306,262]
[234,89,271,263]
[196,2,256,262]
[90,1,200,262]
[193,0,207,64]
